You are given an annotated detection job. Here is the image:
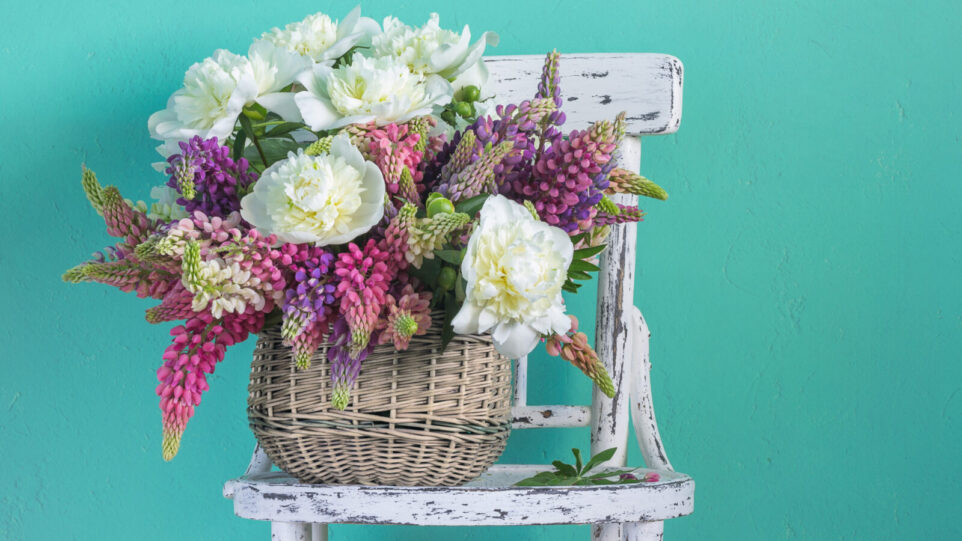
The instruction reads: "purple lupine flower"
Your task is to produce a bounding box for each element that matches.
[165,136,257,219]
[281,249,337,342]
[328,316,375,410]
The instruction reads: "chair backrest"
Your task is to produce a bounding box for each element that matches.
[485,53,684,468]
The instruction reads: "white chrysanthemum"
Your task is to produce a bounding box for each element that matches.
[148,50,258,142]
[452,195,573,359]
[372,13,498,83]
[240,135,384,245]
[260,6,380,64]
[186,258,266,319]
[295,53,453,131]
[147,185,188,222]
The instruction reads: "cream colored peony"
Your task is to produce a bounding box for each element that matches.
[259,6,380,64]
[452,195,574,359]
[148,49,258,142]
[295,53,453,131]
[239,135,384,246]
[372,13,498,84]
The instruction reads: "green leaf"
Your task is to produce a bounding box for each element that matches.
[572,448,584,474]
[408,258,440,289]
[581,447,617,474]
[514,471,566,487]
[584,469,636,480]
[265,122,308,139]
[568,270,592,281]
[562,280,581,293]
[552,461,578,477]
[243,138,303,167]
[569,260,600,273]
[232,130,247,162]
[435,249,464,265]
[569,232,586,245]
[584,478,618,486]
[454,194,489,216]
[572,244,606,260]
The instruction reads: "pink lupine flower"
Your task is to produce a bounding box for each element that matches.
[377,284,432,350]
[334,239,393,355]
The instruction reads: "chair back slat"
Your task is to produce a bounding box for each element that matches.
[484,53,683,135]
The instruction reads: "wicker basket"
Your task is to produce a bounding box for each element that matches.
[247,316,512,486]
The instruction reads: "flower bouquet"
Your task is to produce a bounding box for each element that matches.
[64,7,668,471]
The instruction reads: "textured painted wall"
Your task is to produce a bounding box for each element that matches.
[2,0,960,539]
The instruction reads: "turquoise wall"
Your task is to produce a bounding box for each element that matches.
[2,0,960,538]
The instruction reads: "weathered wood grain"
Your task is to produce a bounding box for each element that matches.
[485,54,683,135]
[225,465,693,526]
[630,306,674,471]
[511,405,591,428]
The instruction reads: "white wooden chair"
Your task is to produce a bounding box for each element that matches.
[223,53,692,541]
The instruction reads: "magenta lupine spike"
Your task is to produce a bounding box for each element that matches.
[165,136,257,219]
[377,203,417,273]
[156,307,264,460]
[146,281,196,323]
[101,187,155,247]
[593,202,646,226]
[516,119,618,232]
[343,122,378,160]
[333,240,392,356]
[405,116,436,153]
[80,258,178,299]
[376,285,432,351]
[366,123,425,205]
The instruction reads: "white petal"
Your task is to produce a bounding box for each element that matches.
[430,24,471,74]
[256,92,303,122]
[451,302,482,334]
[492,321,540,360]
[294,91,340,131]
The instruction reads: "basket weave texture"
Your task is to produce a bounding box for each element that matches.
[248,317,512,486]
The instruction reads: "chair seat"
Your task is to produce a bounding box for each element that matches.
[223,464,694,526]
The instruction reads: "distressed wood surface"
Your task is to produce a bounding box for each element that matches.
[624,521,665,541]
[591,138,641,541]
[630,306,674,471]
[512,356,528,407]
[225,465,693,526]
[484,54,683,135]
[511,405,591,428]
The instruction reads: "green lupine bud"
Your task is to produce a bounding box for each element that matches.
[306,135,335,156]
[632,177,668,200]
[394,313,419,339]
[331,385,350,410]
[62,263,91,283]
[440,109,456,126]
[613,111,627,144]
[81,166,105,215]
[596,195,620,215]
[523,200,540,220]
[426,197,454,217]
[407,117,431,152]
[181,240,203,290]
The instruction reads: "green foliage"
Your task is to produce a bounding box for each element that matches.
[454,193,489,217]
[514,448,642,487]
[563,243,606,293]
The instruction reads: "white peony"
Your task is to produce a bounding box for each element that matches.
[148,49,258,142]
[452,195,574,359]
[239,135,384,245]
[246,40,312,122]
[295,53,453,131]
[259,6,380,64]
[372,13,498,85]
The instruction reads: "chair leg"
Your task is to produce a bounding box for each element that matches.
[623,521,664,541]
[311,523,328,541]
[592,523,623,541]
[271,521,312,541]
